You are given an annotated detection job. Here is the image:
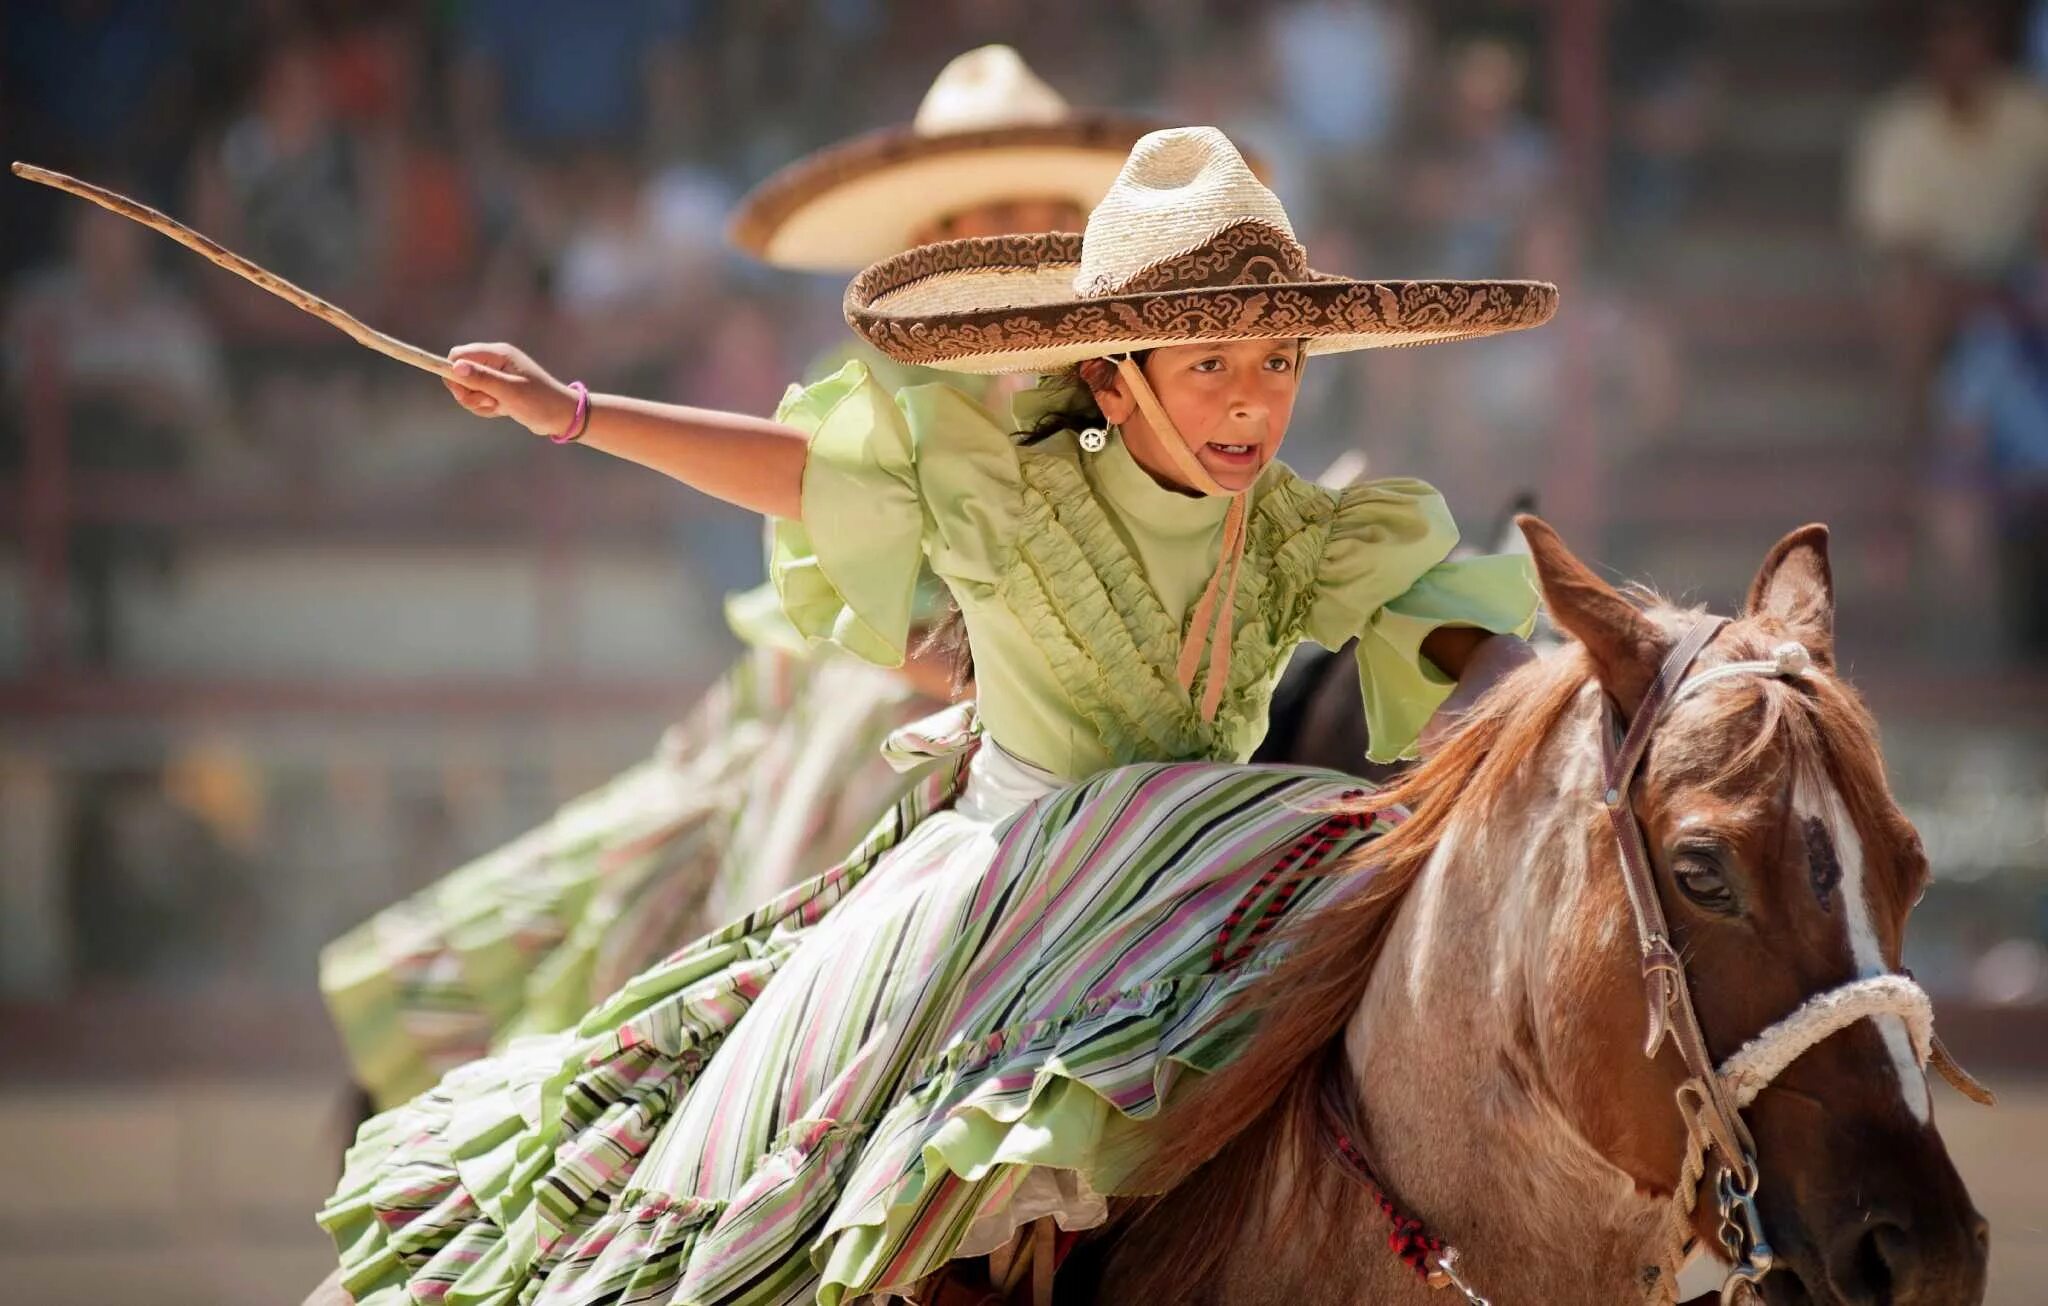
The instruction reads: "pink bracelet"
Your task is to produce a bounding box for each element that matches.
[551,381,591,444]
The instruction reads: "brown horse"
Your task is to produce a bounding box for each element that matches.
[304,520,1988,1306]
[1092,520,1988,1305]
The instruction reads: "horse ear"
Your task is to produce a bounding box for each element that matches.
[1517,514,1669,716]
[1745,523,1834,667]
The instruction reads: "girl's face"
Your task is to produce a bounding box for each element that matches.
[1091,339,1304,495]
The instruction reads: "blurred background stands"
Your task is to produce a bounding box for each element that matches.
[0,2,2043,1300]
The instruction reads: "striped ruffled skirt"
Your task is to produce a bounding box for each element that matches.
[320,646,928,1110]
[319,747,1393,1304]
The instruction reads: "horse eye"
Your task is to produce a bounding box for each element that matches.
[1673,853,1737,914]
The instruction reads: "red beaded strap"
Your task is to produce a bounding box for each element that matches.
[1206,796,1453,1286]
[1332,1129,1447,1279]
[1211,794,1374,971]
[1317,1062,1449,1283]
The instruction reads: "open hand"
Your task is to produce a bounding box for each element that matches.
[443,343,578,437]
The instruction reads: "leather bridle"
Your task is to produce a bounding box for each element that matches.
[1600,618,1987,1302]
[1326,617,1991,1305]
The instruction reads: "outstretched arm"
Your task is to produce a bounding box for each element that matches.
[444,343,808,520]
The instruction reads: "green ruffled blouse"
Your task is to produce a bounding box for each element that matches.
[725,342,976,654]
[771,361,1537,778]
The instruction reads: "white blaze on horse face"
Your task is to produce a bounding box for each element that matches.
[1797,775,1932,1125]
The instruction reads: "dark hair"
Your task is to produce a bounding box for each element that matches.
[912,600,977,696]
[1014,357,1134,443]
[916,355,1148,690]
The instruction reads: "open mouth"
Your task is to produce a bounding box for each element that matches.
[1204,441,1261,467]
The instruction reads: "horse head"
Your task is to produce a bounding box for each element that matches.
[1111,519,1987,1306]
[1515,517,1987,1304]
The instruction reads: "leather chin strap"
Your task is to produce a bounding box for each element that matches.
[1111,354,1251,723]
[1111,354,1230,497]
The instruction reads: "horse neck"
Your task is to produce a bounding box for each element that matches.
[1343,684,1678,1304]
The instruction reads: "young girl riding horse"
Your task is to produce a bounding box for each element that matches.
[315,126,1556,1304]
[317,46,1170,1113]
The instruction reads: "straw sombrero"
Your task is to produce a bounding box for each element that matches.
[845,126,1560,375]
[728,45,1161,273]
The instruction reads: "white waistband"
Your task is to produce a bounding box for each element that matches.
[954,737,1065,824]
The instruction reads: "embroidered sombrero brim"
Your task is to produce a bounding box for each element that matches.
[728,117,1163,274]
[844,230,1561,374]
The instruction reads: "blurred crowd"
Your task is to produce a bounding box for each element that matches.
[17,2,2048,655]
[1,0,1718,666]
[5,0,2047,1007]
[1849,0,2048,653]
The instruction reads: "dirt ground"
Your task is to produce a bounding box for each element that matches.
[0,1077,2039,1303]
[1934,1078,2048,1302]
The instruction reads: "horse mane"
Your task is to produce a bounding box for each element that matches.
[1106,644,1597,1290]
[1106,607,1908,1296]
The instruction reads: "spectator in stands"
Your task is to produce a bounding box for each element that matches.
[1264,0,1418,158]
[1607,0,1715,249]
[1405,202,1681,515]
[1931,200,2048,654]
[190,32,376,326]
[449,0,696,158]
[5,201,230,442]
[327,7,483,341]
[1250,1,1419,238]
[188,27,421,485]
[550,151,723,391]
[4,198,233,665]
[1396,36,1559,277]
[1848,1,2048,409]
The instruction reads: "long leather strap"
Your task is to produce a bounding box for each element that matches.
[1112,354,1249,722]
[1599,617,1760,1182]
[1602,619,1725,1062]
[1113,355,1230,496]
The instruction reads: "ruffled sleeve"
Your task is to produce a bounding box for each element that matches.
[1303,479,1538,763]
[769,360,1020,666]
[894,383,1022,590]
[723,581,809,654]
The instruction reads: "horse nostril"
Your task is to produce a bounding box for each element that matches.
[1974,1213,1991,1253]
[1831,1220,1909,1304]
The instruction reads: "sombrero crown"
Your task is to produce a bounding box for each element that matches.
[846,126,1559,374]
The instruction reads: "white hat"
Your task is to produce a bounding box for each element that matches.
[727,46,1164,273]
[845,127,1559,373]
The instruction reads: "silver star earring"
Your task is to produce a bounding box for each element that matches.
[1078,424,1112,453]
